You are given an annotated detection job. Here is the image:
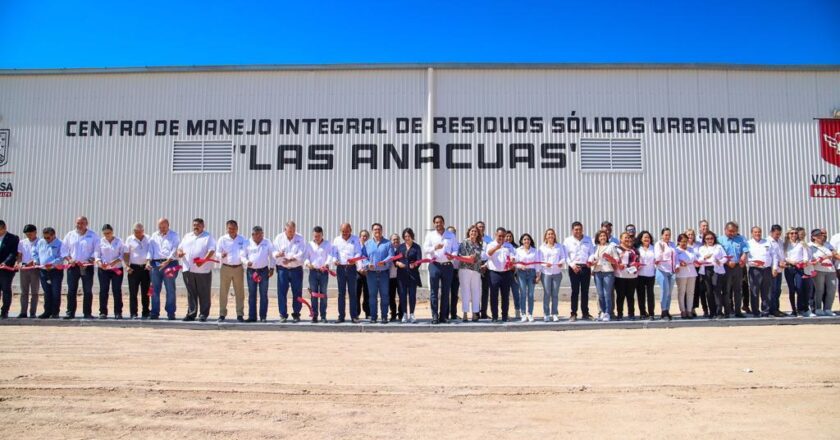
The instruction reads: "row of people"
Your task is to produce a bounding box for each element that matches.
[0,217,837,323]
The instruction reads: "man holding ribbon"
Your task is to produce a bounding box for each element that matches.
[216,220,248,322]
[332,223,363,323]
[62,216,99,319]
[177,218,216,322]
[34,227,66,319]
[147,218,181,320]
[274,220,307,323]
[362,223,395,324]
[94,224,127,319]
[245,226,274,322]
[422,215,459,324]
[305,226,334,323]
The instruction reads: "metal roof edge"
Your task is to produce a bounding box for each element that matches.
[0,62,839,76]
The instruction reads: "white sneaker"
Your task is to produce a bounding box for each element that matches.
[401,315,408,323]
[602,314,611,322]
[520,315,527,322]
[598,312,604,320]
[528,314,534,322]
[551,314,559,322]
[544,316,550,322]
[409,313,417,323]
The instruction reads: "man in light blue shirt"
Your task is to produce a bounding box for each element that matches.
[362,223,394,324]
[718,221,749,317]
[33,227,67,319]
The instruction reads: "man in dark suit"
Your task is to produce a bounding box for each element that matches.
[0,220,21,319]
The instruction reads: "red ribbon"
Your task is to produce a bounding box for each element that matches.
[379,253,403,265]
[311,292,327,299]
[164,265,183,278]
[821,260,834,268]
[347,256,365,264]
[147,285,154,298]
[251,271,263,283]
[319,266,337,277]
[410,258,434,268]
[752,260,765,267]
[444,253,478,264]
[504,256,514,271]
[297,297,313,317]
[193,257,220,265]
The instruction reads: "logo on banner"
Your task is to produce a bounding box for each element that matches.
[819,119,840,168]
[0,129,9,167]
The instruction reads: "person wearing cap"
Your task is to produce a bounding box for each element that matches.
[244,226,275,322]
[94,224,127,319]
[304,226,334,323]
[216,220,248,322]
[123,222,151,320]
[16,224,39,318]
[718,222,749,318]
[809,229,837,316]
[0,220,20,319]
[422,215,459,324]
[767,224,787,317]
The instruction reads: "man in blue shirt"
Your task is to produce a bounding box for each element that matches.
[362,223,394,324]
[718,221,749,318]
[33,227,67,319]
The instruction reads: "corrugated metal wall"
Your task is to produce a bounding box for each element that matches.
[0,66,838,251]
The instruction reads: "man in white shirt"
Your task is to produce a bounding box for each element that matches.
[274,220,306,323]
[147,218,180,320]
[482,227,516,322]
[62,216,99,319]
[305,226,334,323]
[16,224,40,318]
[216,220,248,322]
[564,221,595,321]
[177,218,216,322]
[475,220,492,319]
[332,223,362,323]
[745,226,776,318]
[831,230,840,310]
[422,215,459,324]
[245,226,275,322]
[123,222,151,320]
[767,224,787,317]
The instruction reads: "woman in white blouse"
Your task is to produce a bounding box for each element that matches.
[515,233,540,322]
[697,231,727,318]
[686,228,708,318]
[654,228,676,320]
[635,231,656,320]
[809,229,837,316]
[674,233,699,319]
[591,230,618,322]
[539,228,567,322]
[783,228,810,317]
[614,232,639,320]
[94,224,127,319]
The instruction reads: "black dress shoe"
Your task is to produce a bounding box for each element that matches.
[439,318,448,324]
[198,316,207,322]
[83,314,94,320]
[130,314,138,320]
[38,313,51,319]
[292,316,300,323]
[337,318,345,323]
[431,318,439,324]
[351,318,360,324]
[99,314,107,319]
[246,317,256,322]
[582,314,594,320]
[0,313,7,319]
[218,316,226,322]
[182,316,195,322]
[16,313,27,319]
[50,314,59,319]
[451,314,460,320]
[311,317,318,323]
[734,313,746,318]
[63,313,75,320]
[259,318,266,323]
[237,316,245,322]
[115,314,123,320]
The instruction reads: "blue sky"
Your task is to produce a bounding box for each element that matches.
[1,0,838,68]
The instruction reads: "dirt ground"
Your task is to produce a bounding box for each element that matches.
[0,323,838,439]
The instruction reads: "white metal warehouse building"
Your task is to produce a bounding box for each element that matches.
[0,63,838,291]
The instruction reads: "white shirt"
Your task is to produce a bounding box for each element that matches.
[697,244,726,275]
[332,234,362,265]
[514,246,541,271]
[538,242,567,275]
[178,231,216,274]
[831,233,840,270]
[124,234,150,265]
[563,235,594,266]
[674,247,698,278]
[654,240,676,273]
[615,246,639,279]
[18,237,37,264]
[636,245,656,277]
[305,239,335,269]
[245,238,275,269]
[63,229,99,262]
[746,238,776,270]
[148,230,180,260]
[94,237,127,268]
[273,232,306,269]
[483,241,515,272]
[767,235,786,269]
[810,242,835,273]
[422,229,460,263]
[216,233,248,265]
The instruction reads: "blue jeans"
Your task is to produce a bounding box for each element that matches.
[150,261,178,318]
[770,272,783,313]
[428,263,453,319]
[246,267,270,320]
[366,270,390,320]
[39,269,63,316]
[97,268,124,316]
[336,265,358,320]
[517,269,536,315]
[511,273,521,311]
[541,272,562,316]
[656,270,675,313]
[308,270,329,319]
[594,271,615,316]
[277,266,303,318]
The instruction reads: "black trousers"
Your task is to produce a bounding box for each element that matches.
[615,277,637,317]
[0,271,14,315]
[388,277,399,318]
[97,268,124,316]
[66,265,95,316]
[741,266,751,310]
[568,265,591,316]
[127,264,151,317]
[701,270,726,316]
[356,274,370,318]
[450,269,460,317]
[480,268,490,317]
[183,271,212,319]
[635,275,655,316]
[693,274,710,314]
[489,270,512,320]
[722,266,743,315]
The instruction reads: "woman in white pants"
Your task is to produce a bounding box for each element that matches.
[674,233,699,319]
[457,225,484,322]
